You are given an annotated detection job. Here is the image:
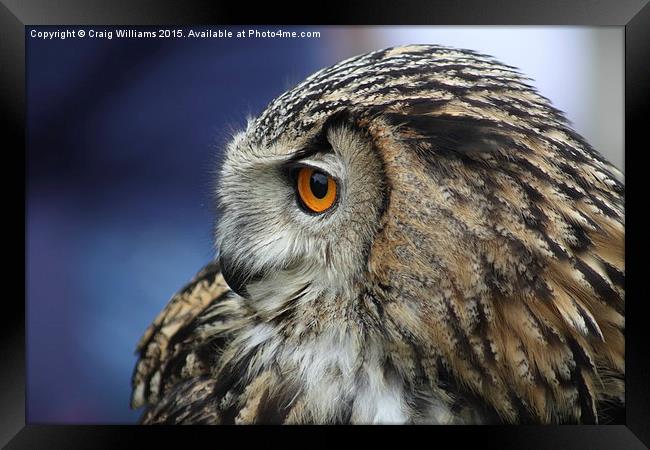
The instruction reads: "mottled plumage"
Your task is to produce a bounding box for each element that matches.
[131,45,624,424]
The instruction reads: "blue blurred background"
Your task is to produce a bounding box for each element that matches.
[26,26,623,424]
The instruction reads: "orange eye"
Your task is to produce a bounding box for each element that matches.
[296,167,337,213]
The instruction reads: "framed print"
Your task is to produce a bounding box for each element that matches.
[3,0,649,447]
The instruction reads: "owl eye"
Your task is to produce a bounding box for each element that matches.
[296,167,337,213]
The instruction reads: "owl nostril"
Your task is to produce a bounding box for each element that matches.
[219,253,250,299]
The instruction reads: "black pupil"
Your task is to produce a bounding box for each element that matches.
[309,171,329,199]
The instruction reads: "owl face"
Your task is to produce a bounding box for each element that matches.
[216,113,387,305]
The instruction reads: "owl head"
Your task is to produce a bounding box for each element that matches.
[216,109,386,303]
[214,44,624,423]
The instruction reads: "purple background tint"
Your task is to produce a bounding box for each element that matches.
[26,26,623,424]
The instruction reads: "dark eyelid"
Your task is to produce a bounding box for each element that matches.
[282,160,310,173]
[280,161,307,182]
[280,161,333,184]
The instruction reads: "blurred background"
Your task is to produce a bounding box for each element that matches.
[26,26,623,424]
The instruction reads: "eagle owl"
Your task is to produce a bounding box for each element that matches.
[131,45,624,424]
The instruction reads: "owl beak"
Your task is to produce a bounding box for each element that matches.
[219,253,251,299]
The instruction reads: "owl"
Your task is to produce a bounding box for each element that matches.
[131,45,624,424]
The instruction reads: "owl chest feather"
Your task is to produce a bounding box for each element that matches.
[229,319,460,424]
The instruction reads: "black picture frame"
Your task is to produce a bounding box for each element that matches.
[3,0,649,447]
